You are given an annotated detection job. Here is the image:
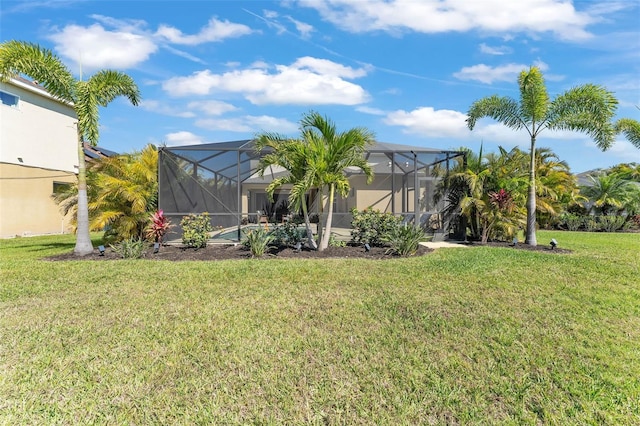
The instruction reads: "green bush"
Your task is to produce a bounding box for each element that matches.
[270,222,305,247]
[242,228,275,257]
[110,237,146,259]
[382,224,427,256]
[560,213,583,231]
[350,208,402,246]
[328,233,346,247]
[584,217,599,232]
[598,215,626,232]
[181,213,213,248]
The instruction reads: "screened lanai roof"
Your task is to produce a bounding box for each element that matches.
[169,139,458,154]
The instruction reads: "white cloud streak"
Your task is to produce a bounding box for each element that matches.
[155,17,253,45]
[299,0,595,41]
[195,115,298,133]
[453,61,549,84]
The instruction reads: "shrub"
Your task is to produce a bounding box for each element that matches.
[110,237,146,259]
[584,217,599,232]
[350,208,401,246]
[382,224,427,256]
[181,213,213,248]
[270,222,305,247]
[328,233,346,247]
[560,213,583,231]
[598,215,626,232]
[242,228,275,257]
[145,210,172,243]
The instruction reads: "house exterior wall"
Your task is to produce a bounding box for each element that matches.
[0,79,78,238]
[0,163,76,237]
[0,80,78,172]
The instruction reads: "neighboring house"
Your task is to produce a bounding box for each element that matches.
[0,77,79,238]
[159,140,465,240]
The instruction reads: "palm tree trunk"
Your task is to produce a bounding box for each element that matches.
[524,135,538,246]
[74,137,94,256]
[320,184,336,251]
[301,199,317,250]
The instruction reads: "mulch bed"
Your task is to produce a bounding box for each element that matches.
[45,243,431,261]
[44,240,570,261]
[479,241,572,254]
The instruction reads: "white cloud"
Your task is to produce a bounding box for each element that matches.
[187,100,238,115]
[162,45,207,64]
[48,23,157,71]
[195,115,298,133]
[301,0,594,41]
[139,100,195,118]
[163,57,370,105]
[155,17,253,45]
[602,138,640,161]
[479,43,512,55]
[286,16,315,38]
[165,131,207,146]
[47,15,252,72]
[357,106,387,116]
[453,61,549,84]
[384,107,469,138]
[292,56,368,78]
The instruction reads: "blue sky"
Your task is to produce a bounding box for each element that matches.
[2,0,639,173]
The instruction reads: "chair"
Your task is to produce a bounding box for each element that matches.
[257,210,269,227]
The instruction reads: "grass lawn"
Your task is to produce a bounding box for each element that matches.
[1,231,639,424]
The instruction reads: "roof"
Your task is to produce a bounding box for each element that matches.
[4,77,72,107]
[163,139,462,155]
[83,143,118,162]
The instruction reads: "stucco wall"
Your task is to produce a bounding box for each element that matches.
[0,80,77,173]
[0,163,76,238]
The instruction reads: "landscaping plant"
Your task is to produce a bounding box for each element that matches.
[146,209,172,243]
[382,223,427,256]
[350,208,401,247]
[109,237,146,259]
[181,213,213,248]
[242,227,275,257]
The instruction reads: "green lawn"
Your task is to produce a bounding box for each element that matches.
[1,231,638,424]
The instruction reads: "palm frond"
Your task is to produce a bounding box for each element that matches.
[547,84,618,150]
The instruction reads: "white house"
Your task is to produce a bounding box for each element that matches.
[0,77,78,238]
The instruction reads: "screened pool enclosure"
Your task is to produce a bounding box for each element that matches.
[158,140,465,241]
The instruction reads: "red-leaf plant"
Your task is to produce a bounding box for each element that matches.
[146,209,172,243]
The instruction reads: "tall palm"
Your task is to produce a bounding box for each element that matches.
[300,112,374,251]
[254,134,318,250]
[615,118,640,149]
[467,66,618,245]
[0,40,140,255]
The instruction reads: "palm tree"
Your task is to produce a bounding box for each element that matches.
[257,112,374,251]
[581,172,638,216]
[51,144,159,242]
[299,112,374,251]
[254,134,318,250]
[615,118,640,149]
[467,66,618,245]
[0,40,140,255]
[89,144,158,242]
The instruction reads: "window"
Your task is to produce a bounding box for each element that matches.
[53,181,72,195]
[0,90,19,108]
